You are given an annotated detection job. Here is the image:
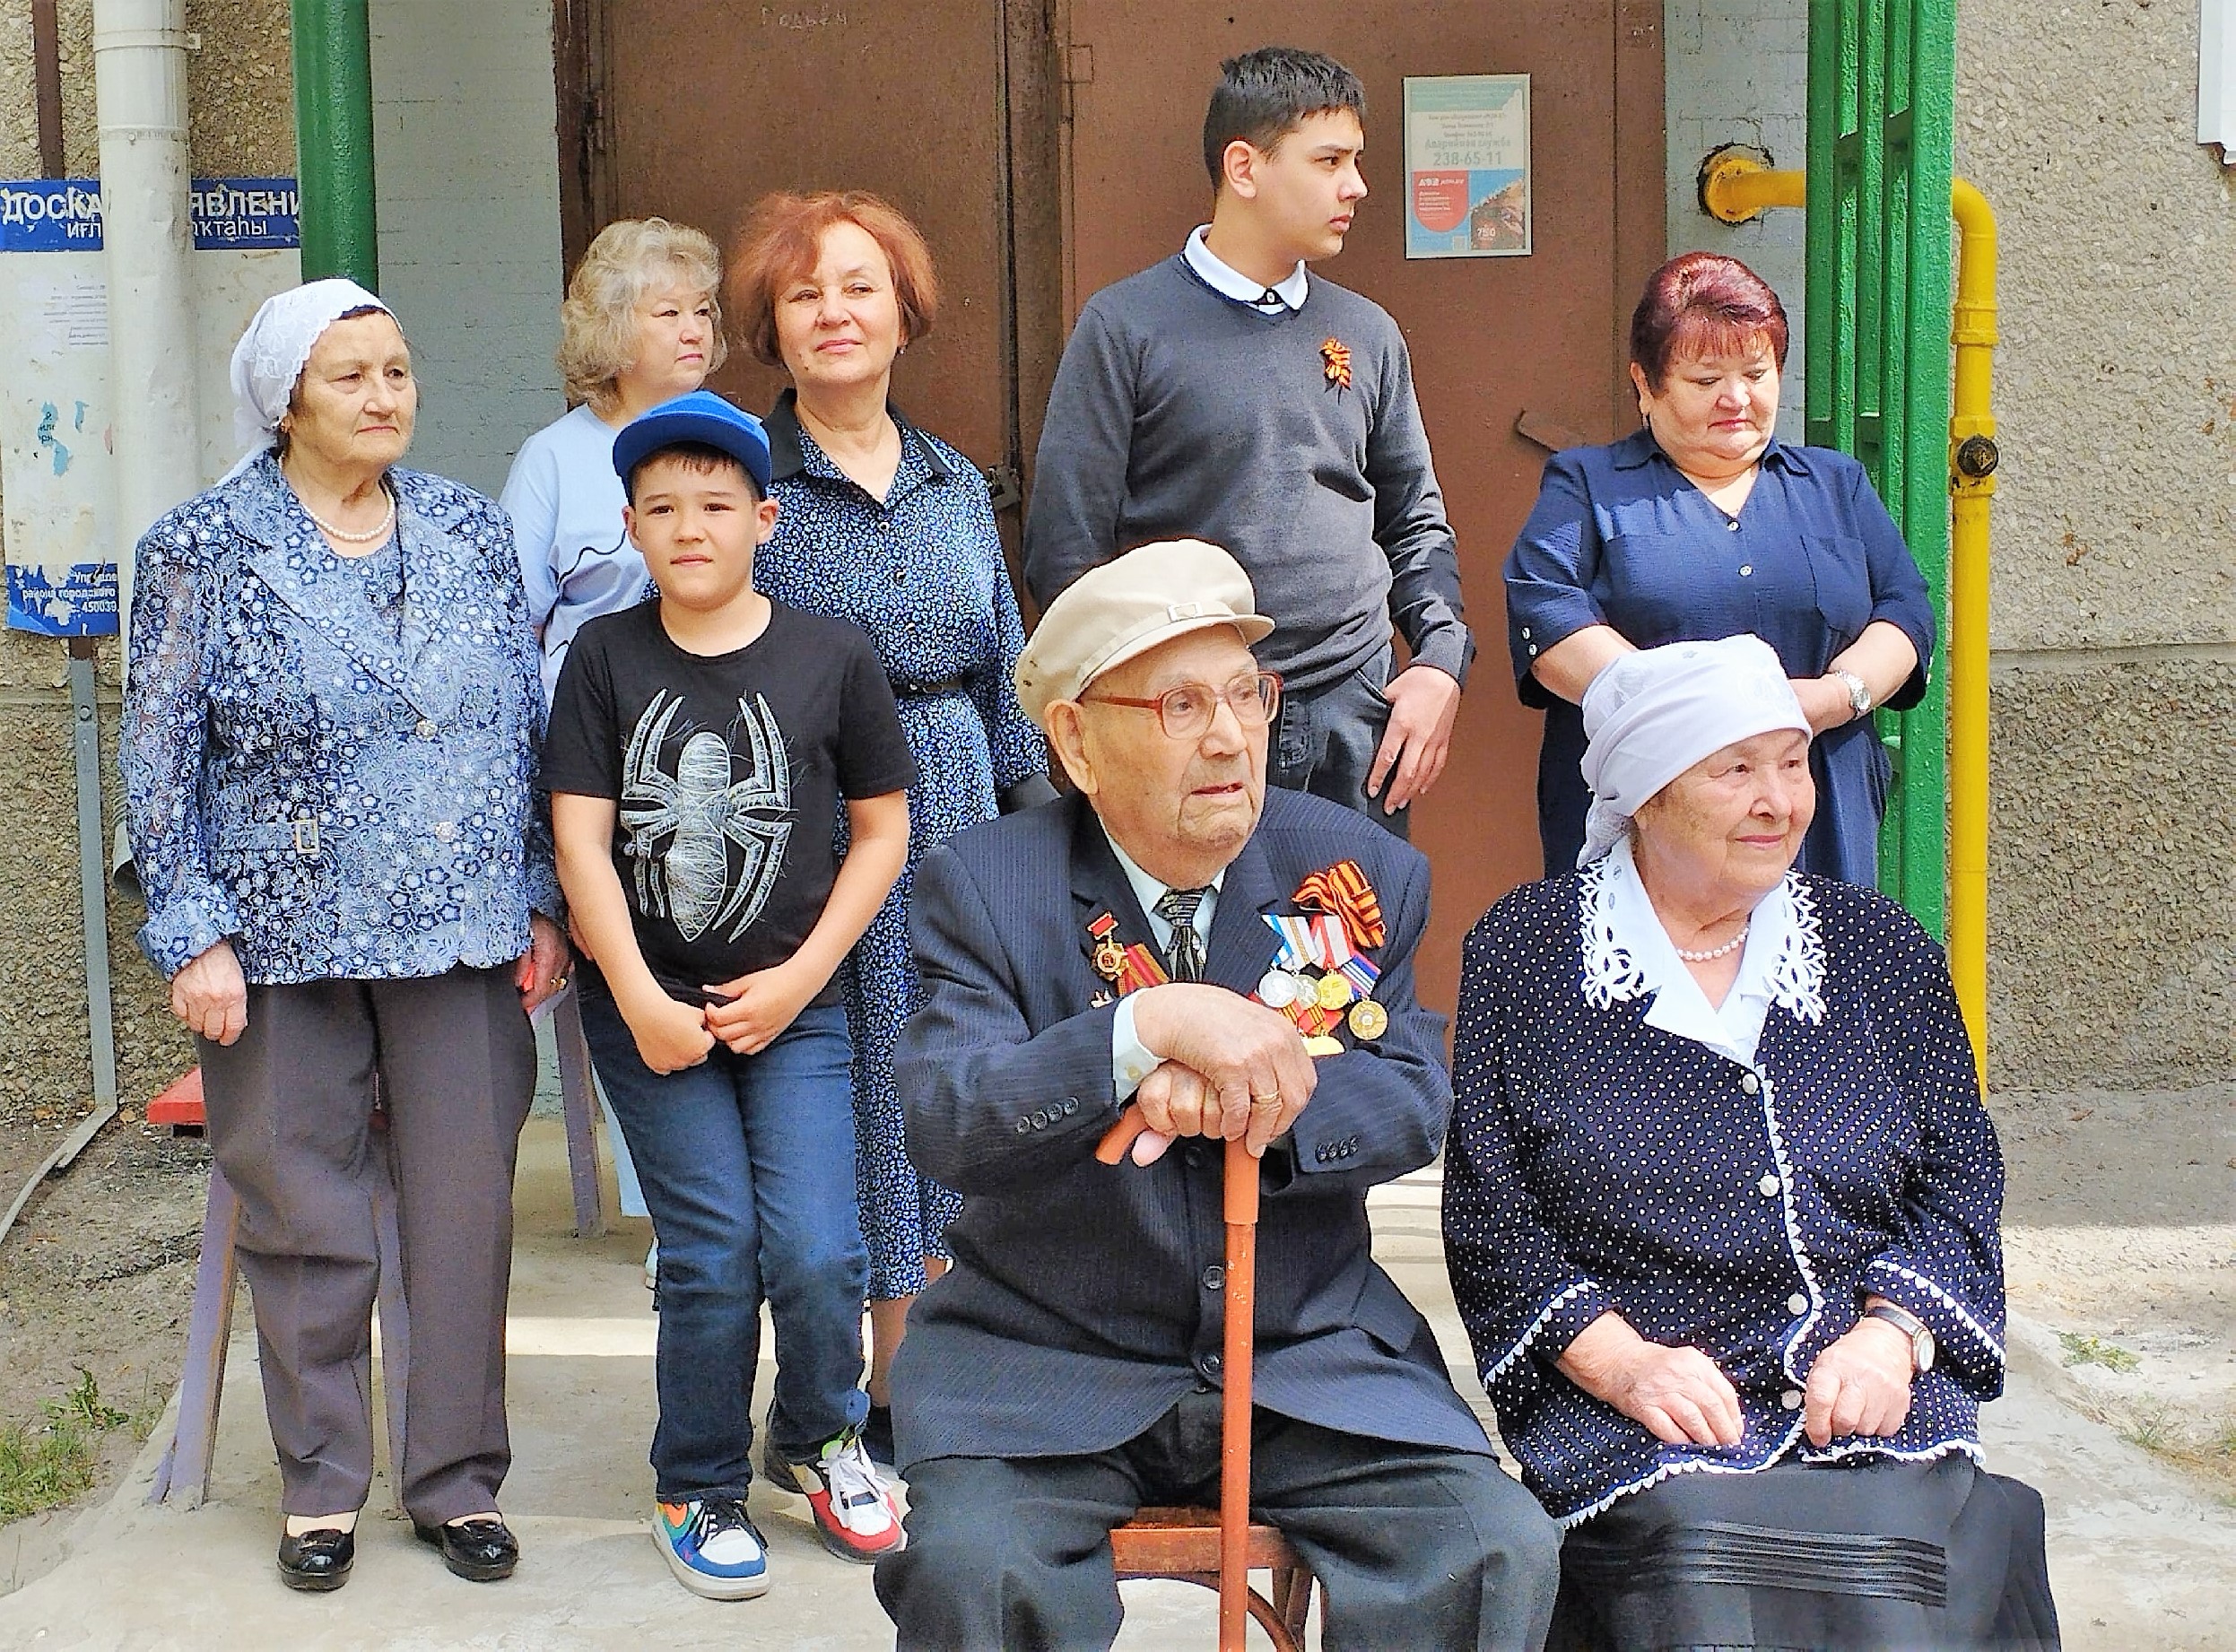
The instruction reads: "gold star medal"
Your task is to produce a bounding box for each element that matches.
[1347,998,1388,1041]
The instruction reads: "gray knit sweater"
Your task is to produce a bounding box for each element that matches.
[1023,256,1473,695]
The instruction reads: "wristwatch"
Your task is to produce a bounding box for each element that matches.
[1830,668,1874,719]
[1865,1302,1936,1372]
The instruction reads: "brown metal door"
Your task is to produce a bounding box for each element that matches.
[566,0,1022,479]
[1061,4,1664,1015]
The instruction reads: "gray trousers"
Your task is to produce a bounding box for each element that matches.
[875,1392,1562,1651]
[197,965,536,1524]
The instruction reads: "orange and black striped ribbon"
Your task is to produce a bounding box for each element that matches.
[1292,858,1385,951]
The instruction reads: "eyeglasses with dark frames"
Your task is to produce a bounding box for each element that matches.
[1081,670,1283,741]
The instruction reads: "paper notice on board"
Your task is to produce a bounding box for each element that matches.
[1404,75,1531,259]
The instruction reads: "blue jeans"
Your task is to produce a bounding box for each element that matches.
[578,987,869,1501]
[1272,641,1409,839]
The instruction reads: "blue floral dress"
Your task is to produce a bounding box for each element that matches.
[756,392,1047,1300]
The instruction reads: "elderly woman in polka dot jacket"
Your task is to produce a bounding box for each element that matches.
[1442,636,2059,1649]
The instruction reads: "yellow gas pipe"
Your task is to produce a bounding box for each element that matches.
[1701,150,1996,1088]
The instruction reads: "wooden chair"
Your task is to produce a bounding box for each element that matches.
[1096,1114,1317,1652]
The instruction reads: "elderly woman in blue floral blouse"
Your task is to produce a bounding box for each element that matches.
[123,281,567,1595]
[1442,636,2058,1649]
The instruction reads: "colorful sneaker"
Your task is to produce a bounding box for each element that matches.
[653,1496,770,1599]
[762,1425,907,1563]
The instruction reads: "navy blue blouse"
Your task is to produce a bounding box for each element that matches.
[1503,430,1936,883]
[1442,866,2005,1526]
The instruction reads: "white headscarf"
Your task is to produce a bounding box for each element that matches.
[222,278,394,480]
[1577,635,1812,866]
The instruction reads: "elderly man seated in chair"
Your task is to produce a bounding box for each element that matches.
[873,540,1560,1651]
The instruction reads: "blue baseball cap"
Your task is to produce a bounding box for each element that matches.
[612,390,773,495]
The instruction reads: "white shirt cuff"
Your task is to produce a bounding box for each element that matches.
[1112,995,1160,1100]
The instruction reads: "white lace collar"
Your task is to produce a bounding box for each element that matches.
[1579,837,1825,1064]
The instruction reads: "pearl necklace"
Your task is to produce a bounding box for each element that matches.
[1674,925,1749,962]
[299,483,396,544]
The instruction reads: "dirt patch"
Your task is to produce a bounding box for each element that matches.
[1993,1083,2236,1492]
[0,1112,210,1591]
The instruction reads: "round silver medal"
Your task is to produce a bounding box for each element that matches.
[1257,969,1300,1009]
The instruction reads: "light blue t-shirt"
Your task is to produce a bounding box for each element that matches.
[499,403,657,704]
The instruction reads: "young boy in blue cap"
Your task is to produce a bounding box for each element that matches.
[544,388,916,1596]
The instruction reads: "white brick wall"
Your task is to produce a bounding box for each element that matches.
[1662,0,1810,439]
[370,0,566,498]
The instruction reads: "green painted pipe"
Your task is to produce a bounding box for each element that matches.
[291,0,378,286]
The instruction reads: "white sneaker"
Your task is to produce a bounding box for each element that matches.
[762,1425,907,1563]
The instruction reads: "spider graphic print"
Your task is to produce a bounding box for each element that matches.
[619,690,794,942]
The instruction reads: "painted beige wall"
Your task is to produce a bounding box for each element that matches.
[1957,0,2236,1088]
[0,1,291,1120]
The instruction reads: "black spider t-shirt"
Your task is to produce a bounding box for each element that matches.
[543,599,916,1006]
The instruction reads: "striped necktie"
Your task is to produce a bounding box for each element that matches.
[1154,888,1211,983]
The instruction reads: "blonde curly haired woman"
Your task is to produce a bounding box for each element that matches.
[503,216,727,700]
[500,217,726,1271]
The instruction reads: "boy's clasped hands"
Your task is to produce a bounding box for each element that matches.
[615,961,824,1072]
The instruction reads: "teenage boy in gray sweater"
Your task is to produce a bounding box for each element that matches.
[1024,46,1472,834]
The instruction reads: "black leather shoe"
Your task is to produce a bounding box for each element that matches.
[413,1515,519,1581]
[276,1526,354,1592]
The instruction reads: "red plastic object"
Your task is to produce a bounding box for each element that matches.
[147,1066,206,1129]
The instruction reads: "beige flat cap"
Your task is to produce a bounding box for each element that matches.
[1014,539,1275,725]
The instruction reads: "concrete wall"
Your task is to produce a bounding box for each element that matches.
[0,1,292,1121]
[1956,0,2236,1089]
[369,0,567,499]
[1662,0,1810,441]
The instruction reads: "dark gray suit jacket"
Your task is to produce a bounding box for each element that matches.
[889,787,1492,1470]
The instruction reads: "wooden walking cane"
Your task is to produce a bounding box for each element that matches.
[1098,1109,1258,1652]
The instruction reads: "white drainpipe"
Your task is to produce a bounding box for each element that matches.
[92,0,201,630]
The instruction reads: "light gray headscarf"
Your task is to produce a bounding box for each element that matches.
[1577,635,1812,866]
[222,277,394,480]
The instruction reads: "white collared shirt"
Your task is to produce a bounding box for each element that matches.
[1183,224,1308,313]
[1105,828,1226,1097]
[1603,835,1794,1068]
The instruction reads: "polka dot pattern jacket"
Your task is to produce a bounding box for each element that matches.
[1442,864,2006,1526]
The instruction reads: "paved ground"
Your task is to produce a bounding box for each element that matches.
[0,1117,2229,1650]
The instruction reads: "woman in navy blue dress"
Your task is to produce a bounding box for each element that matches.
[727,191,1051,1459]
[1444,638,2058,1648]
[1503,252,1935,882]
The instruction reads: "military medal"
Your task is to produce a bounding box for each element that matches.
[1303,1033,1345,1057]
[1256,969,1300,1009]
[1347,998,1388,1041]
[1314,970,1354,1011]
[1087,912,1127,983]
